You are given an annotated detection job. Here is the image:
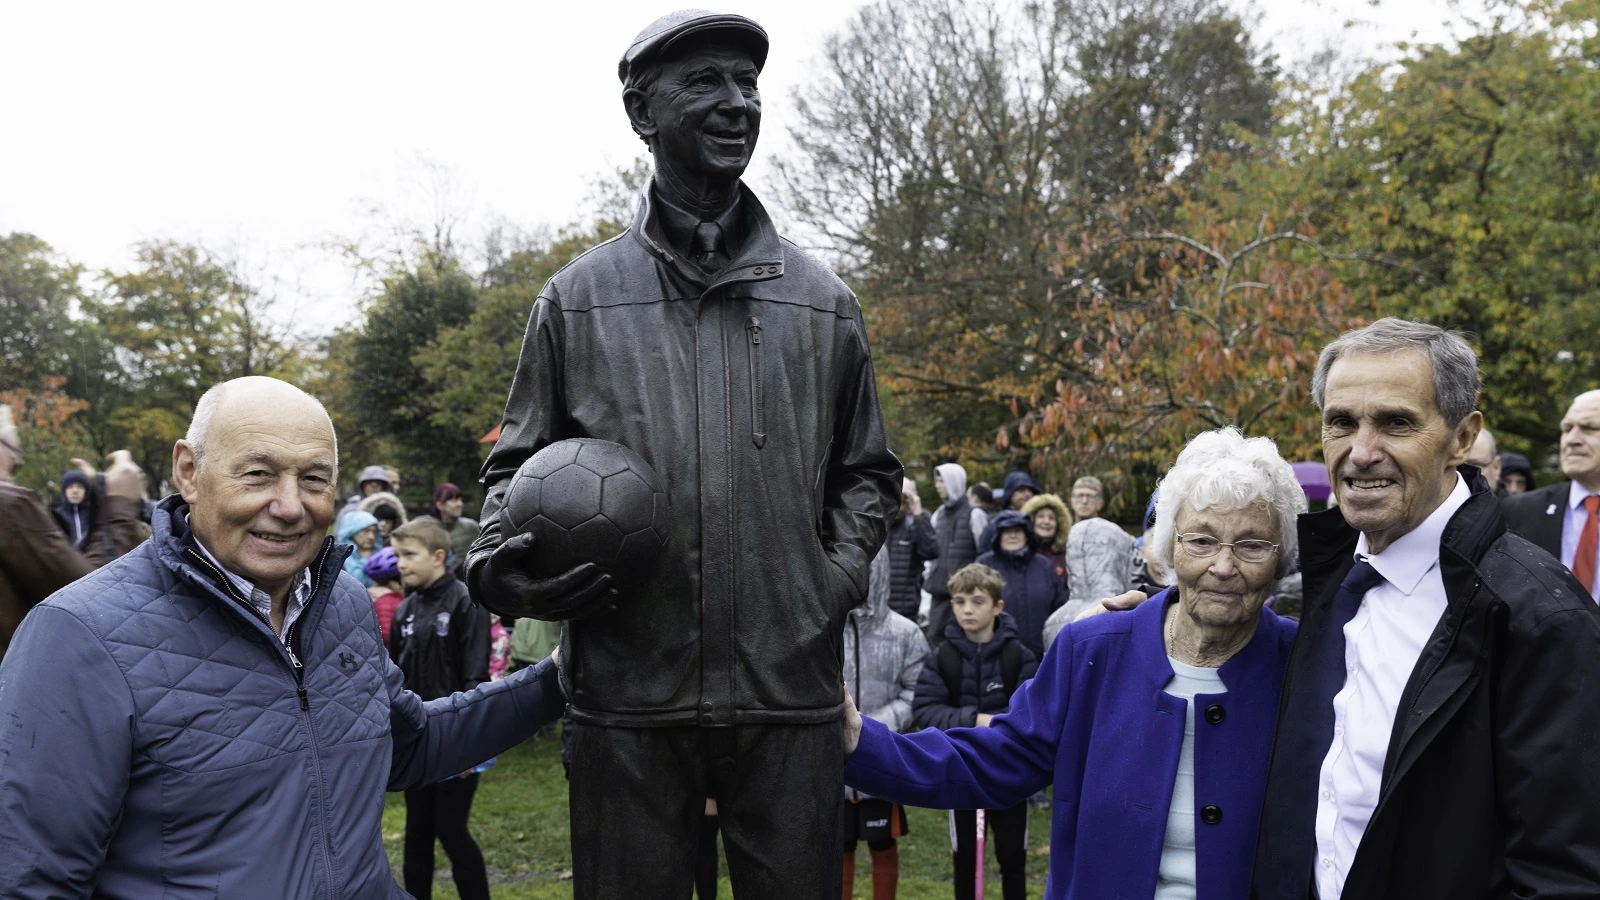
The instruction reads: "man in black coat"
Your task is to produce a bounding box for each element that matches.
[886,476,938,622]
[1253,320,1600,899]
[465,11,901,898]
[1502,390,1600,601]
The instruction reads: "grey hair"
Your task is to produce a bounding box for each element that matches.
[186,384,223,466]
[1150,427,1307,580]
[1311,318,1479,426]
[0,404,17,445]
[1072,475,1104,495]
[185,379,339,472]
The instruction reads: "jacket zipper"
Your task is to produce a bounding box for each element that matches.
[746,315,766,449]
[184,538,337,896]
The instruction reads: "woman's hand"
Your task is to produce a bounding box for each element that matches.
[842,687,863,757]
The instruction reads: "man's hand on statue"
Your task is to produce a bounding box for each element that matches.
[842,687,863,757]
[1073,589,1149,622]
[479,532,617,620]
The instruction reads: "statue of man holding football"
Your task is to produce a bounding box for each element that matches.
[465,10,902,898]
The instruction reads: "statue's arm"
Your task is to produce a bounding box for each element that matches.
[818,300,904,605]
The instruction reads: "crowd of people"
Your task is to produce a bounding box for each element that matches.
[0,318,1598,900]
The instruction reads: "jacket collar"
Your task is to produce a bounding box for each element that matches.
[630,180,785,292]
[1128,586,1286,692]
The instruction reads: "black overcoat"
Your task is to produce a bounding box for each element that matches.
[1253,468,1600,899]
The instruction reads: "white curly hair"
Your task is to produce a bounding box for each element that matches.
[1149,427,1307,579]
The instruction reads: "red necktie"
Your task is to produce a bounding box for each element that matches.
[1575,495,1600,593]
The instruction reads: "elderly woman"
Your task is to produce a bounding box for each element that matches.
[842,427,1306,899]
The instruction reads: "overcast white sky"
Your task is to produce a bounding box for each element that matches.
[0,0,1481,334]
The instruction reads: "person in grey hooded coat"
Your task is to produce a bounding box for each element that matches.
[841,546,930,896]
[925,462,989,640]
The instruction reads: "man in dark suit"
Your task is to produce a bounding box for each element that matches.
[1502,390,1600,601]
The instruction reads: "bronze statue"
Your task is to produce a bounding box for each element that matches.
[466,10,902,897]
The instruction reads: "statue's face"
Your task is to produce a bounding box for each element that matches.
[644,43,761,186]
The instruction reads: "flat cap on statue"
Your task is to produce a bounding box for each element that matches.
[618,9,769,83]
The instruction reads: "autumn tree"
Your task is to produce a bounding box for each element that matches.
[1009,160,1377,512]
[777,0,1280,475]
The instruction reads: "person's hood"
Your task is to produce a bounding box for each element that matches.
[852,545,893,624]
[998,470,1042,505]
[337,510,379,544]
[941,609,1020,652]
[1019,493,1071,553]
[355,465,391,492]
[60,470,91,493]
[359,491,408,525]
[987,509,1036,557]
[1499,452,1532,480]
[936,463,969,508]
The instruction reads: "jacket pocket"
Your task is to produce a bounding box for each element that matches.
[745,315,766,449]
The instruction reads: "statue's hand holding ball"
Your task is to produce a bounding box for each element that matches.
[478,439,670,621]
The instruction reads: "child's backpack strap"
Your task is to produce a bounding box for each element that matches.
[1000,641,1024,699]
[937,640,963,706]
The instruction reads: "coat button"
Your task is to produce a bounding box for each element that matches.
[701,701,714,713]
[1204,704,1225,724]
[1201,804,1222,825]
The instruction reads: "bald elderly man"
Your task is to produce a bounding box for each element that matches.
[0,377,566,899]
[1504,390,1600,600]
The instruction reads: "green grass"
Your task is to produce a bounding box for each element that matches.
[384,729,1052,899]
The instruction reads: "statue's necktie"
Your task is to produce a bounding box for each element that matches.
[693,221,725,274]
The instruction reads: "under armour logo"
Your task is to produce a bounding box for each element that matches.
[339,652,357,670]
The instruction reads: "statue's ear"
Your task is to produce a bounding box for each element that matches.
[623,88,657,143]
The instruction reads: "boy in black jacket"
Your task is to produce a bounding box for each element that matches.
[912,563,1038,900]
[391,519,492,900]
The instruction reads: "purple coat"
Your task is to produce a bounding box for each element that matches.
[844,588,1296,900]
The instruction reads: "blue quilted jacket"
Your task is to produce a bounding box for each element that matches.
[0,496,566,899]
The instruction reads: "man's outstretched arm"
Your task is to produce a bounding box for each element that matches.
[387,654,566,791]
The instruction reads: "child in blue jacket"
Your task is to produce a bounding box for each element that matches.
[914,563,1038,900]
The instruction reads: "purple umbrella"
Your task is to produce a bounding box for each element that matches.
[1292,461,1331,502]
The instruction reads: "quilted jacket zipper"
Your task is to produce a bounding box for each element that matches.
[180,535,339,898]
[746,315,766,449]
[183,539,332,711]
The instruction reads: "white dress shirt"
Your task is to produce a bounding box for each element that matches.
[1559,480,1600,601]
[1313,473,1470,899]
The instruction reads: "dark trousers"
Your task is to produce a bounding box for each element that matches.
[403,774,489,900]
[950,804,1027,900]
[570,722,844,899]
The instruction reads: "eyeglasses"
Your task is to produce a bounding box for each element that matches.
[0,435,23,460]
[1175,533,1279,563]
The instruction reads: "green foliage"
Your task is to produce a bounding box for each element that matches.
[0,234,89,392]
[416,230,625,450]
[344,260,482,494]
[1303,0,1600,454]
